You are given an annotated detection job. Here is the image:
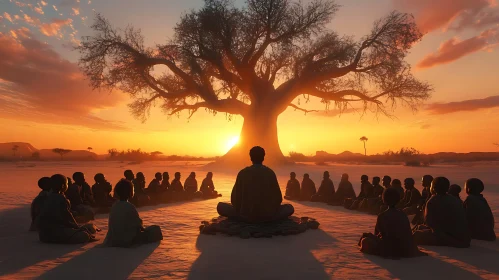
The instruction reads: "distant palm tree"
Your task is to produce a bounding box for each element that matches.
[87,147,93,152]
[12,145,19,157]
[360,136,368,156]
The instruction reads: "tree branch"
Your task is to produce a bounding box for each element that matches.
[288,104,318,114]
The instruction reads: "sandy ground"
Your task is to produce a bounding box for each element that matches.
[0,161,498,280]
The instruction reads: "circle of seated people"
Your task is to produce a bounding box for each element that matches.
[28,146,495,253]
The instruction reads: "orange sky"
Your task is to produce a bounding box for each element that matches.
[1,0,499,157]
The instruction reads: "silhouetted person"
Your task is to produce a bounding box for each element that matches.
[30,177,52,231]
[124,170,135,181]
[147,172,163,194]
[359,188,426,259]
[284,172,301,200]
[449,184,463,203]
[171,172,185,201]
[73,172,95,207]
[92,173,115,209]
[399,178,421,210]
[161,172,171,191]
[463,178,496,241]
[132,172,150,207]
[311,171,335,203]
[413,177,470,248]
[409,175,434,222]
[217,146,294,223]
[200,172,221,199]
[184,172,202,199]
[350,175,372,211]
[102,179,163,247]
[300,173,316,201]
[330,173,356,206]
[372,177,383,198]
[37,174,97,244]
[66,172,94,222]
[366,176,384,214]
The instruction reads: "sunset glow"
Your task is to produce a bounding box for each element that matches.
[0,0,498,157]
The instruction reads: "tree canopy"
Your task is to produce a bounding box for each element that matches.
[78,0,431,122]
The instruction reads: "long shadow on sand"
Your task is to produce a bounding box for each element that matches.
[365,253,483,280]
[430,243,499,276]
[290,200,370,216]
[0,205,31,238]
[188,229,336,280]
[37,242,159,279]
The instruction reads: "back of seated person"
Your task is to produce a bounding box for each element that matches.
[359,188,426,259]
[102,179,163,248]
[449,184,463,203]
[464,178,496,241]
[330,173,355,206]
[311,171,335,203]
[284,172,301,200]
[300,173,316,201]
[217,146,294,223]
[200,172,220,198]
[413,177,470,248]
[92,173,115,208]
[30,177,51,231]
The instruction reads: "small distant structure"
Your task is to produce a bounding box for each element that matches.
[151,151,163,157]
[359,136,368,156]
[87,147,93,152]
[52,148,72,160]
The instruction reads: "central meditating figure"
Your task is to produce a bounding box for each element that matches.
[217,146,295,223]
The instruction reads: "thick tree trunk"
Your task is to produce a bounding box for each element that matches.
[216,107,290,167]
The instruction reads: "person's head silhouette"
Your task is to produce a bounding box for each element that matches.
[250,146,265,164]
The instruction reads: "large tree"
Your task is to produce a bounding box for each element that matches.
[78,0,432,165]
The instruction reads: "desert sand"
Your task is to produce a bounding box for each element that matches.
[0,161,498,279]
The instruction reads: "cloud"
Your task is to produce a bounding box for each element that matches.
[426,95,499,115]
[394,0,499,33]
[40,0,48,6]
[40,18,73,37]
[0,31,127,130]
[34,6,44,15]
[3,12,14,23]
[72,7,80,16]
[417,28,499,68]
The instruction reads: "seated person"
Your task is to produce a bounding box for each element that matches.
[449,184,463,203]
[146,172,163,204]
[300,173,316,201]
[349,175,373,210]
[132,172,150,207]
[124,169,135,182]
[73,172,95,207]
[399,178,422,210]
[37,174,98,244]
[200,172,221,198]
[329,173,356,206]
[30,177,52,231]
[391,179,404,199]
[170,172,186,201]
[463,178,496,241]
[372,177,384,198]
[217,146,294,223]
[184,172,202,199]
[366,177,385,214]
[102,179,163,247]
[413,177,471,248]
[311,171,335,203]
[66,173,94,222]
[161,172,171,191]
[359,188,427,259]
[409,175,434,222]
[284,172,301,200]
[92,173,115,209]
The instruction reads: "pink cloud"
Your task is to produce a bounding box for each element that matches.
[394,0,499,33]
[3,12,14,23]
[426,95,499,114]
[0,32,127,130]
[39,18,73,37]
[417,27,499,68]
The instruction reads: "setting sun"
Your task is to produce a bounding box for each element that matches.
[225,136,240,152]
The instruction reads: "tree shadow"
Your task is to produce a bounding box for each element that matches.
[365,252,483,280]
[290,200,370,216]
[37,242,159,280]
[188,230,336,280]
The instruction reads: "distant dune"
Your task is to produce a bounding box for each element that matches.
[0,142,97,160]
